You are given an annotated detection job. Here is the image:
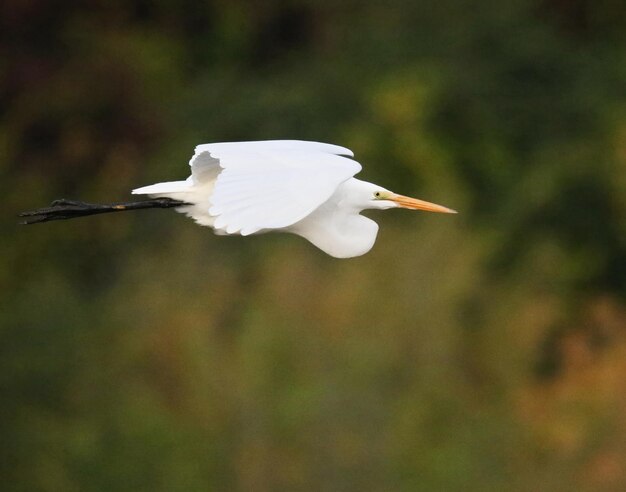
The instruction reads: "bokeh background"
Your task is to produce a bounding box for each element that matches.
[2,1,626,490]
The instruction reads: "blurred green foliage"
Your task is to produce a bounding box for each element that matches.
[2,0,626,490]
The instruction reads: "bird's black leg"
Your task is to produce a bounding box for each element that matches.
[19,198,190,224]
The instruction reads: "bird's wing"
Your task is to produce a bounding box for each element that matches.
[203,144,361,235]
[189,140,354,186]
[195,140,354,158]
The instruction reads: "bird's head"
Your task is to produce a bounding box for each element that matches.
[357,181,457,214]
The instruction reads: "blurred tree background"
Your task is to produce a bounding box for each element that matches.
[1,0,626,490]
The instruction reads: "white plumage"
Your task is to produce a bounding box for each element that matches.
[132,140,455,258]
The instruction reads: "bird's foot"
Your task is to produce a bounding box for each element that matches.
[18,199,97,224]
[50,198,88,207]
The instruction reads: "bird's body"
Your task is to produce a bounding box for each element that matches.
[22,140,456,258]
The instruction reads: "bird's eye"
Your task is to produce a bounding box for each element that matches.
[374,191,381,198]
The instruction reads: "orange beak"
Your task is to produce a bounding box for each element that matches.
[390,194,457,214]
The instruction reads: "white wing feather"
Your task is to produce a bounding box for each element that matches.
[209,149,360,235]
[194,140,354,159]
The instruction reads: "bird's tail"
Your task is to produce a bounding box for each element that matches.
[19,197,189,225]
[132,180,191,196]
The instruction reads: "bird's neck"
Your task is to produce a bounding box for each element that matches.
[289,204,379,258]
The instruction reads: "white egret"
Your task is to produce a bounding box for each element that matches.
[21,140,456,258]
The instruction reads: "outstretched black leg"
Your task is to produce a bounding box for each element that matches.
[19,198,190,224]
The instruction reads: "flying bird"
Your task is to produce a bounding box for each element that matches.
[20,140,456,258]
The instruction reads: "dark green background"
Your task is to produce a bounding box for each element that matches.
[2,1,626,490]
